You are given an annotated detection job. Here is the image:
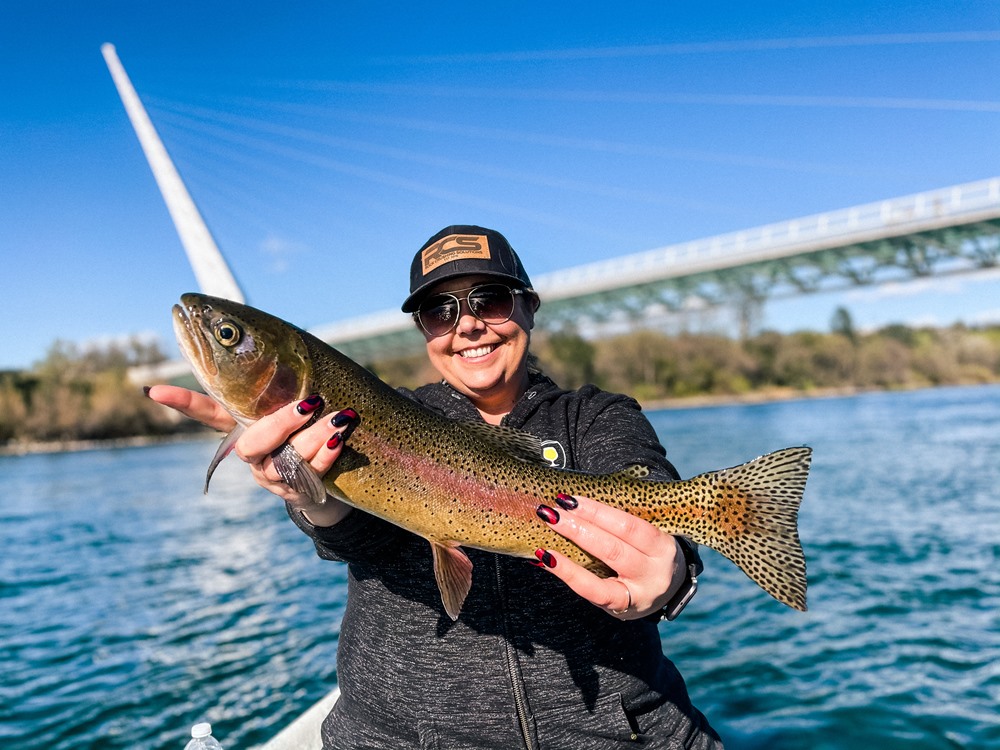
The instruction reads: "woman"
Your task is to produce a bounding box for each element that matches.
[150,225,723,749]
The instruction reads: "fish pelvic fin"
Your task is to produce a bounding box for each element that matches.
[685,446,811,612]
[205,425,245,493]
[430,542,474,621]
[270,443,328,506]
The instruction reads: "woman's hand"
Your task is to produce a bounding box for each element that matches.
[146,386,356,527]
[145,384,237,432]
[533,494,686,620]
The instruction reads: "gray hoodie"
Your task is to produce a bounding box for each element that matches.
[289,374,723,749]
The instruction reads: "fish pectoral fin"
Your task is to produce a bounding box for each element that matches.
[430,542,473,621]
[205,424,245,493]
[270,442,328,505]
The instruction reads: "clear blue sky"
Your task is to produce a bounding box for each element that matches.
[3,1,1000,371]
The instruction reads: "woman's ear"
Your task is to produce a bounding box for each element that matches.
[527,292,540,329]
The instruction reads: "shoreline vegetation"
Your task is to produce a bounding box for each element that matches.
[4,315,1000,457]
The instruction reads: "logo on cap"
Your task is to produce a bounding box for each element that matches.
[421,234,491,275]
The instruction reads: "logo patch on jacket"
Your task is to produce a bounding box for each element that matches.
[540,440,566,469]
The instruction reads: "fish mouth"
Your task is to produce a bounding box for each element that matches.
[172,298,218,384]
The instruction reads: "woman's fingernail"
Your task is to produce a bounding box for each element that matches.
[331,408,361,439]
[534,548,556,568]
[536,505,559,524]
[142,385,152,397]
[554,493,578,511]
[326,433,342,450]
[331,408,359,427]
[296,395,324,415]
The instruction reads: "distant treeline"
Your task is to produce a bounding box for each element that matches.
[376,315,1000,402]
[4,316,1000,448]
[0,338,201,448]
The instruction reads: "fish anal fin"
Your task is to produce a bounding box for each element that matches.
[205,424,245,493]
[431,542,473,621]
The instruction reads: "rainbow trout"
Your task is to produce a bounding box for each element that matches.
[173,293,811,619]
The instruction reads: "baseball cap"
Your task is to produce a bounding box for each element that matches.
[401,225,534,312]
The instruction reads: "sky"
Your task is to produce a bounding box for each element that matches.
[3,1,1000,371]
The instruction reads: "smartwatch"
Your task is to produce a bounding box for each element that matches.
[658,536,702,622]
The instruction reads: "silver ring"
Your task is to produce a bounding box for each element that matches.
[610,580,632,615]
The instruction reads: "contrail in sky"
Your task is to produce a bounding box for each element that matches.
[287,81,1000,113]
[374,31,1000,63]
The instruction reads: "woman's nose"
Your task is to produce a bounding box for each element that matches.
[455,299,485,333]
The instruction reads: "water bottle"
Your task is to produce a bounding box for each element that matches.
[184,722,223,750]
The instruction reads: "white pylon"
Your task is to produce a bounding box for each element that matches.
[101,43,245,303]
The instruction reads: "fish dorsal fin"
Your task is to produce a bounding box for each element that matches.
[457,421,548,465]
[615,464,650,479]
[430,542,474,621]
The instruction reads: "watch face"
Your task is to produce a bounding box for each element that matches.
[664,566,699,621]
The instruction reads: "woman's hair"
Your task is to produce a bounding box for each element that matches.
[526,352,545,376]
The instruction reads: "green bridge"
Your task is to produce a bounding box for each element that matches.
[309,177,1000,361]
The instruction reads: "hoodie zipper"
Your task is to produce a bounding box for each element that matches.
[496,556,535,750]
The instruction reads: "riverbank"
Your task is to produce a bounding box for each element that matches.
[642,384,875,410]
[0,381,976,457]
[0,430,218,458]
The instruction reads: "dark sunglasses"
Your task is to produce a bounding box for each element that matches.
[414,283,528,337]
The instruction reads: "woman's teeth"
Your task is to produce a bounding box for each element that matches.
[459,345,496,359]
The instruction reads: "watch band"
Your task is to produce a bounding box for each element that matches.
[658,536,702,622]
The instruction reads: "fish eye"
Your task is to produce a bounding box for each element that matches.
[213,321,242,347]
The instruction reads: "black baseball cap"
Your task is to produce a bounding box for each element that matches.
[401,225,535,313]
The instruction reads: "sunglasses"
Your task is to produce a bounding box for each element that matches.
[415,283,528,337]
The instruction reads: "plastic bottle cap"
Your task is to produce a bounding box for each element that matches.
[191,723,213,739]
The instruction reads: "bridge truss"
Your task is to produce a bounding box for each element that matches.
[319,178,1000,362]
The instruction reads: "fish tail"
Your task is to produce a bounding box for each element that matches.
[673,447,811,611]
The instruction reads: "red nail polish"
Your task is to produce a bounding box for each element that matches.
[536,505,559,524]
[297,395,323,415]
[534,548,556,568]
[555,493,578,511]
[326,433,342,450]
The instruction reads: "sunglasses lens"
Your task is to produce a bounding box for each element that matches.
[468,285,515,322]
[418,296,459,336]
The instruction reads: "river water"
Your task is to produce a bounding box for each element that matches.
[1,385,998,749]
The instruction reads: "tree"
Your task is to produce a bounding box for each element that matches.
[830,306,857,344]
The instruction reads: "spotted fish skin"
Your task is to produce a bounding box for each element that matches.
[173,293,811,620]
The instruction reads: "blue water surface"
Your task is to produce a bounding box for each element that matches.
[1,385,998,749]
[651,385,1000,750]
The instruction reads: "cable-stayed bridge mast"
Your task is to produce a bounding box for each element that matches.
[101,43,244,304]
